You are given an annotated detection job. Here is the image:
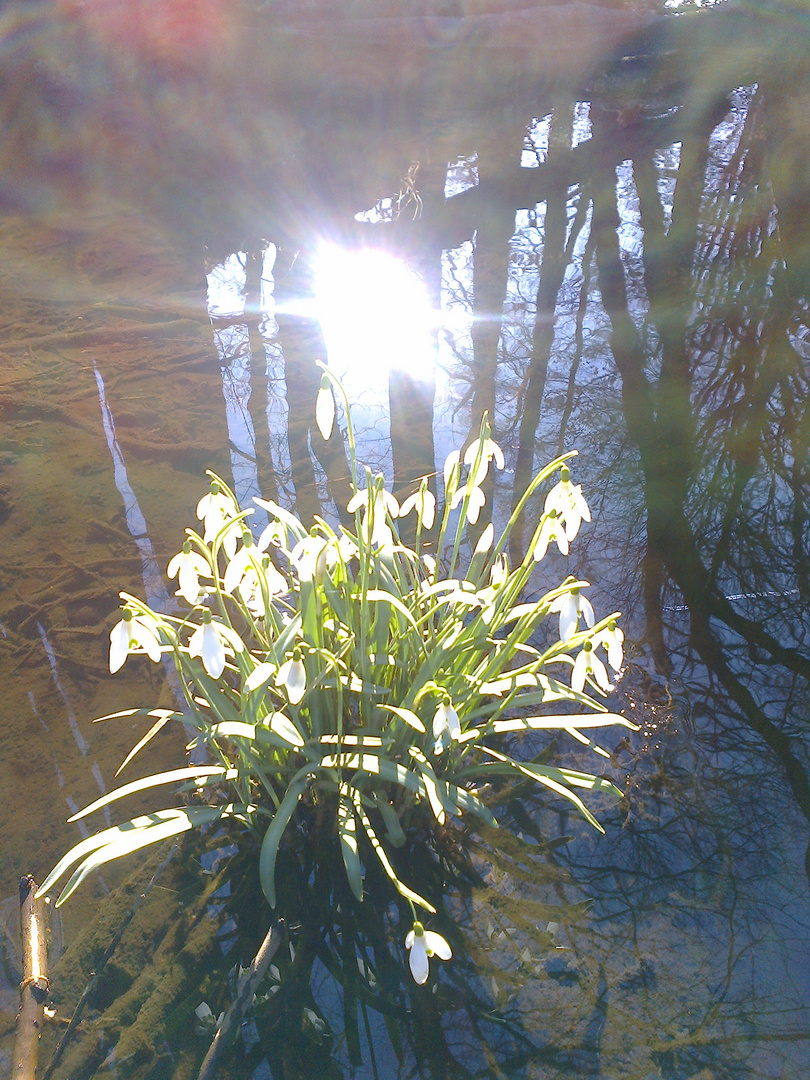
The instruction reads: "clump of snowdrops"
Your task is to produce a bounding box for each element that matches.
[39,365,633,985]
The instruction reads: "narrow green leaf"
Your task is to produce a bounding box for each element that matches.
[380,705,426,733]
[338,788,364,902]
[259,772,312,907]
[68,766,237,822]
[351,791,436,913]
[490,712,638,733]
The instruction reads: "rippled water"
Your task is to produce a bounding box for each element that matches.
[1,2,809,1077]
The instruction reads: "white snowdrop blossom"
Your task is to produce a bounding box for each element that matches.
[549,587,595,641]
[188,611,243,679]
[443,449,461,492]
[109,608,162,673]
[532,508,570,561]
[594,619,624,672]
[571,640,611,694]
[399,485,436,530]
[473,522,495,557]
[196,482,241,558]
[544,465,591,542]
[315,378,335,440]
[291,534,330,583]
[347,483,399,549]
[405,923,452,984]
[433,700,461,754]
[223,532,263,595]
[463,430,505,487]
[237,555,288,618]
[451,482,486,524]
[167,542,209,605]
[276,654,307,705]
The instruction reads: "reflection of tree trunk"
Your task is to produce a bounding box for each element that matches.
[468,138,522,428]
[511,100,574,563]
[244,248,280,506]
[274,256,352,525]
[589,121,671,670]
[389,164,442,519]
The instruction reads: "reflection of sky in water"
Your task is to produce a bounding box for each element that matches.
[7,46,804,1076]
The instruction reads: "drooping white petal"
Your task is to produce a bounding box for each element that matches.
[571,649,589,693]
[189,620,226,679]
[346,488,368,514]
[408,936,429,984]
[580,594,595,629]
[315,384,335,441]
[550,592,578,641]
[400,487,436,530]
[277,657,307,705]
[590,649,611,691]
[533,511,569,562]
[109,619,132,674]
[443,450,461,492]
[433,702,461,741]
[601,625,624,671]
[138,620,162,663]
[168,548,208,605]
[474,522,495,557]
[423,931,452,960]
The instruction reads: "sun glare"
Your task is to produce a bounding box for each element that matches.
[313,245,435,385]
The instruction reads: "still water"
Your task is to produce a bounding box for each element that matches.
[1,1,809,1077]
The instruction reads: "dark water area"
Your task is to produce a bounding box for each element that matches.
[1,1,810,1077]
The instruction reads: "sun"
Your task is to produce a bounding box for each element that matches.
[313,244,436,385]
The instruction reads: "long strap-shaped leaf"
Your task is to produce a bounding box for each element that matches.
[338,784,363,902]
[471,745,612,833]
[40,805,245,905]
[68,766,239,822]
[259,770,313,907]
[350,789,436,914]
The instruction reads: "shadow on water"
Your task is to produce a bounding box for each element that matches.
[1,1,810,1077]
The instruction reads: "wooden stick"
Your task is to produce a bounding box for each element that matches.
[196,921,284,1080]
[14,875,50,1080]
[40,843,179,1080]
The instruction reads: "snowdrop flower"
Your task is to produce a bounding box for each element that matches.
[188,610,243,679]
[405,922,452,984]
[571,640,611,693]
[237,555,287,618]
[276,653,307,705]
[196,481,240,558]
[451,482,486,524]
[109,608,162,673]
[544,465,591,542]
[223,531,263,595]
[399,484,436,530]
[291,534,330,583]
[347,482,399,549]
[443,450,461,496]
[594,619,624,672]
[167,541,209,604]
[315,376,335,440]
[463,427,505,487]
[532,508,569,561]
[549,587,595,641]
[433,700,461,755]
